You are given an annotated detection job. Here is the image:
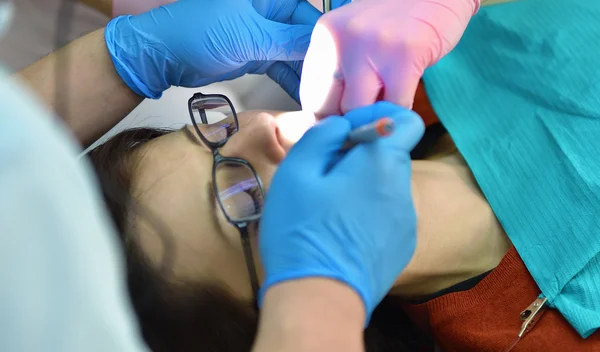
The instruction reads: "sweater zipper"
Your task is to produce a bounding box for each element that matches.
[502,296,548,352]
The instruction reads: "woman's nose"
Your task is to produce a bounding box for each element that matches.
[219,111,286,164]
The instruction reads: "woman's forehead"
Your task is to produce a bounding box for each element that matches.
[131,130,210,199]
[128,130,218,258]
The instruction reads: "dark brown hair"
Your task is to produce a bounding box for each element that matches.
[87,128,432,352]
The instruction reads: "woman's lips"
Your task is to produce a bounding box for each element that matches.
[274,111,317,150]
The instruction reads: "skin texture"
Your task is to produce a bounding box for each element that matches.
[79,0,112,16]
[18,28,142,148]
[253,278,366,352]
[128,110,511,303]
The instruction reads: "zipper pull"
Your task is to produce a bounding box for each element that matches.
[518,297,548,337]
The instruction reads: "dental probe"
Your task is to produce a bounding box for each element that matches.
[341,117,395,150]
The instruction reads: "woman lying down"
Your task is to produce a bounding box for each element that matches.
[87,83,600,352]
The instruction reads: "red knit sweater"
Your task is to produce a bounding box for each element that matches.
[413,80,439,128]
[403,247,600,351]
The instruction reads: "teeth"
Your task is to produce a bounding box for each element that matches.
[275,111,317,143]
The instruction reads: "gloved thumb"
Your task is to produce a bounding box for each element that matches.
[378,107,425,153]
[266,61,302,103]
[281,116,351,177]
[357,103,425,153]
[250,18,314,62]
[384,65,423,109]
[344,102,424,151]
[332,0,353,9]
[333,105,425,176]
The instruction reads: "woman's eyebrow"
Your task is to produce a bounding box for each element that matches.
[182,126,203,146]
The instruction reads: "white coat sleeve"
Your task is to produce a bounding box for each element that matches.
[0,68,149,352]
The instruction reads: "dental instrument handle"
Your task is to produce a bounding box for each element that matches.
[341,117,395,150]
[323,0,332,13]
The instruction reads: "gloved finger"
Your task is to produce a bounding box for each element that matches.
[291,60,303,77]
[282,60,304,78]
[343,101,406,129]
[266,62,301,103]
[382,65,423,109]
[253,19,314,61]
[291,0,322,25]
[340,60,382,113]
[332,0,353,9]
[332,108,425,175]
[299,24,343,118]
[376,106,425,152]
[301,59,344,119]
[312,74,344,119]
[283,116,350,177]
[344,102,426,151]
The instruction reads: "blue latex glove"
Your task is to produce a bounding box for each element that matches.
[105,0,315,100]
[259,102,425,322]
[251,0,351,101]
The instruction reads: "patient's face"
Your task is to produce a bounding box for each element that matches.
[130,110,312,302]
[129,109,509,303]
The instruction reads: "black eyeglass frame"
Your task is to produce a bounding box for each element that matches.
[187,92,262,304]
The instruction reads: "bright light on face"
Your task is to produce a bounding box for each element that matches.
[299,23,338,113]
[275,111,317,144]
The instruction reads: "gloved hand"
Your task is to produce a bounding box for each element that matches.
[300,0,480,116]
[105,0,315,100]
[251,0,350,101]
[259,102,425,322]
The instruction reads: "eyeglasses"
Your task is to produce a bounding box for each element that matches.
[187,92,263,305]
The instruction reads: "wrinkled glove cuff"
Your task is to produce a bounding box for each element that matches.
[105,16,165,100]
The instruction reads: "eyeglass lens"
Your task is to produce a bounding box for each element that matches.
[215,161,264,222]
[190,95,238,144]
